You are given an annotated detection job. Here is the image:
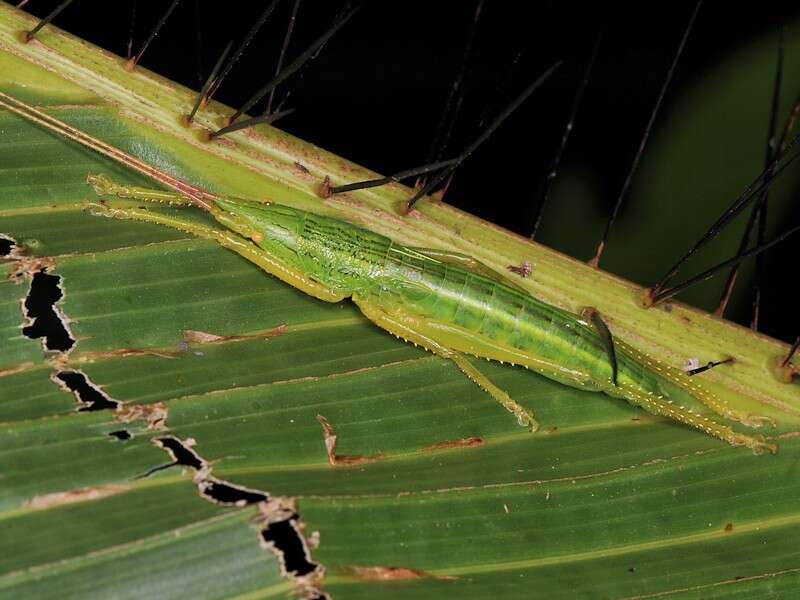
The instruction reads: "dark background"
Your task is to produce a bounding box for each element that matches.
[18,0,800,344]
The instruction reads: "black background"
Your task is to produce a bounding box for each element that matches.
[16,0,800,344]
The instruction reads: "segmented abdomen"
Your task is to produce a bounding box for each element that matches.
[296,212,663,397]
[374,248,669,396]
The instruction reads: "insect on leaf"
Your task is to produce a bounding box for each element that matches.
[0,5,799,598]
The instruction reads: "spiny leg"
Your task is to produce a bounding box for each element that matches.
[618,340,775,430]
[579,304,773,430]
[88,173,196,207]
[88,203,347,303]
[616,381,777,454]
[351,294,539,432]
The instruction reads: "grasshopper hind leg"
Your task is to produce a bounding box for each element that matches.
[613,382,777,454]
[617,341,777,431]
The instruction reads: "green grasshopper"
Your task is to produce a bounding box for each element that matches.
[0,90,776,454]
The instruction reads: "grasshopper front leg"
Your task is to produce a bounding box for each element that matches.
[87,177,347,304]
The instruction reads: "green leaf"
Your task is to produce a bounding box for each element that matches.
[1,5,798,598]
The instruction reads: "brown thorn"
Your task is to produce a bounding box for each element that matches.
[208,108,295,140]
[717,29,785,320]
[129,0,183,69]
[187,41,233,124]
[780,336,799,369]
[326,158,459,197]
[266,0,302,116]
[24,0,76,41]
[531,31,602,240]
[228,5,360,125]
[126,0,138,59]
[648,223,800,306]
[593,1,702,268]
[205,0,282,103]
[318,176,332,199]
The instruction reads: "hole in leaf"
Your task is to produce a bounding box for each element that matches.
[150,436,322,587]
[22,270,75,352]
[0,236,15,257]
[55,371,120,411]
[108,429,132,441]
[200,480,268,505]
[262,516,319,577]
[156,436,204,470]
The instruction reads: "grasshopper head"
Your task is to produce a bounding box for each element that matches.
[214,198,303,251]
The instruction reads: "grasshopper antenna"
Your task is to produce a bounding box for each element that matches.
[266,0,302,116]
[530,32,602,240]
[126,0,183,69]
[24,0,76,41]
[590,1,702,268]
[226,4,360,126]
[715,29,785,320]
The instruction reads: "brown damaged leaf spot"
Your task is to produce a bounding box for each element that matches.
[74,348,181,362]
[0,362,35,377]
[344,565,458,581]
[9,256,55,283]
[116,402,168,430]
[25,484,130,510]
[316,414,385,466]
[423,437,484,452]
[182,323,288,345]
